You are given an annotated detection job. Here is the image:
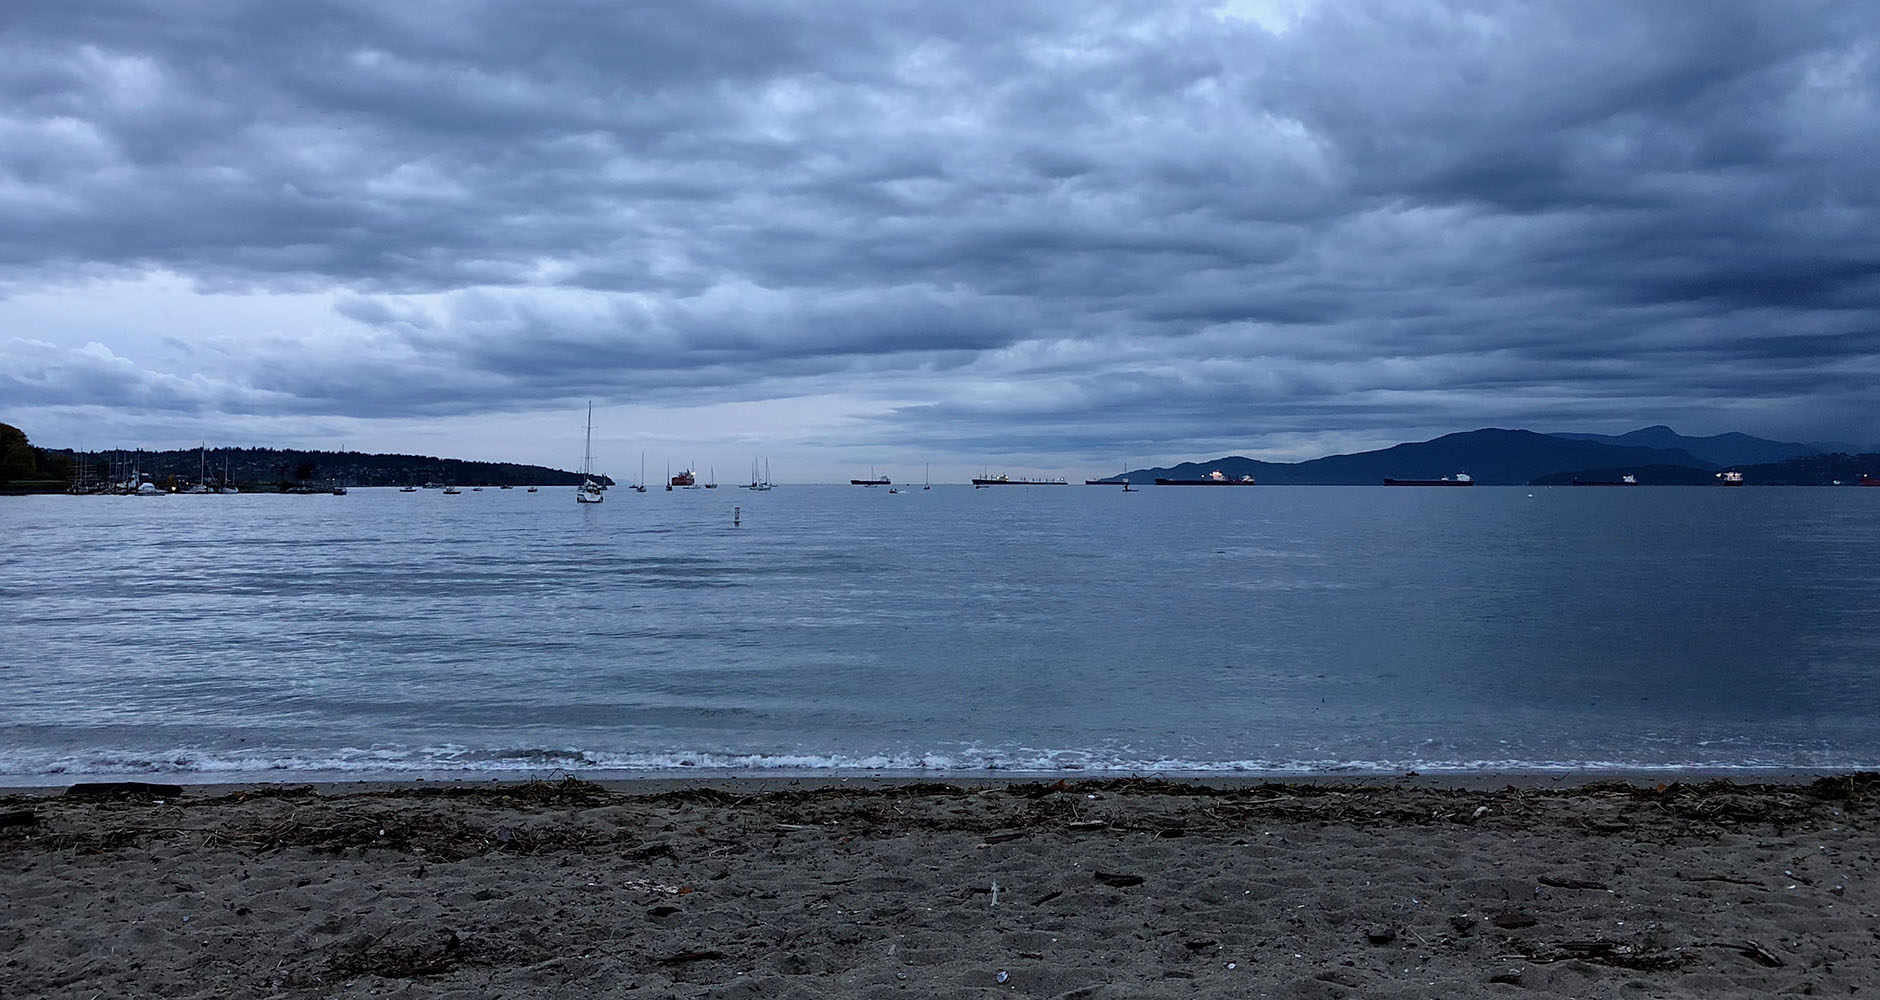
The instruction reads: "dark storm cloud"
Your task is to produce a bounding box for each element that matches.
[2,0,1877,450]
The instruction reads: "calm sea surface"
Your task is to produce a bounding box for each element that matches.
[2,485,1877,783]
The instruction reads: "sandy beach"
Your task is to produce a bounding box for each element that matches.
[2,774,1874,998]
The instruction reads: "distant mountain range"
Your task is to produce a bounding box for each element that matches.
[1130,427,1880,486]
[1549,425,1818,467]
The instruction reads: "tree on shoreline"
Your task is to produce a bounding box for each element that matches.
[0,423,37,487]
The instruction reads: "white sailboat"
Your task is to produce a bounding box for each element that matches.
[182,444,212,493]
[218,453,239,494]
[633,452,647,493]
[577,402,604,504]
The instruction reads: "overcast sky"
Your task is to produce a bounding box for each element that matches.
[2,0,1876,479]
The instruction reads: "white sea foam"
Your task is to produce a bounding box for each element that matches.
[2,743,1867,785]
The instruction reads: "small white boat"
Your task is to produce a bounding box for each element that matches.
[443,485,462,495]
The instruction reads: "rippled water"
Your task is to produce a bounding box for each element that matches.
[3,484,1877,781]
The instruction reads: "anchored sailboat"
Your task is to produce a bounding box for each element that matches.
[182,444,212,493]
[576,402,604,504]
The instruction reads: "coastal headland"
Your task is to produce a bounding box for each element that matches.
[4,774,1874,997]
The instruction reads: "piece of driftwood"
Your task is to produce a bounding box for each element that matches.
[658,950,727,965]
[1679,873,1765,888]
[1538,876,1609,890]
[63,781,185,799]
[1704,940,1784,967]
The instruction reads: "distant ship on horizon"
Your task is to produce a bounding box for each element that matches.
[1155,470,1256,486]
[972,474,1068,487]
[1383,473,1473,486]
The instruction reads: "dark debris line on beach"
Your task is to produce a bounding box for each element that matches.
[6,772,1874,861]
[3,772,1875,861]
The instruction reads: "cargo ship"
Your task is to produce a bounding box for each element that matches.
[1383,473,1473,486]
[1155,470,1256,485]
[972,474,1068,487]
[1571,474,1638,486]
[670,469,696,488]
[1861,474,1880,487]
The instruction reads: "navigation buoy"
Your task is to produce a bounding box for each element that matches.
[733,505,741,527]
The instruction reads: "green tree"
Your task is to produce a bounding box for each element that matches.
[0,423,36,486]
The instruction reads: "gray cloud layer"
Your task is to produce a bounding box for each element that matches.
[2,0,1877,459]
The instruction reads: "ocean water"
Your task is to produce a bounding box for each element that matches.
[2,484,1877,783]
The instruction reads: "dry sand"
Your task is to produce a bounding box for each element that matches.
[2,775,1875,998]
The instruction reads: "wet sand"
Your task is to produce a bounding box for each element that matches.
[2,774,1875,997]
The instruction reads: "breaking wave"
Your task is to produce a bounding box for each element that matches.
[1,743,1865,786]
